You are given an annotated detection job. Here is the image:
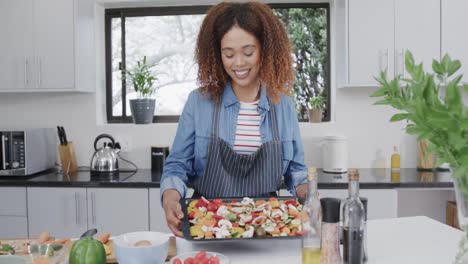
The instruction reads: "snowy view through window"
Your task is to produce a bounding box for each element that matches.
[108,5,329,122]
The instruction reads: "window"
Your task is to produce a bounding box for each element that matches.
[105,4,330,123]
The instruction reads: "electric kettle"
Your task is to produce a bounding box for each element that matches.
[321,134,348,173]
[90,134,120,175]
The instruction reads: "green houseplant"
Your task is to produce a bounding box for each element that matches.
[370,51,468,263]
[307,94,325,123]
[125,56,158,124]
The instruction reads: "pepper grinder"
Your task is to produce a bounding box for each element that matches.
[320,197,342,264]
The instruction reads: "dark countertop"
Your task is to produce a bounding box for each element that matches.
[0,168,454,189]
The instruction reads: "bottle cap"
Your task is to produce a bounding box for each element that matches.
[320,198,341,223]
[307,167,318,180]
[348,168,360,181]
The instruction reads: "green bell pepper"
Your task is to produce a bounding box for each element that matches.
[69,236,106,264]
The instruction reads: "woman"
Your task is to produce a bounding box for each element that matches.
[161,1,308,237]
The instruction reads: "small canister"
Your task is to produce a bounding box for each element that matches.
[151,146,169,176]
[320,197,342,264]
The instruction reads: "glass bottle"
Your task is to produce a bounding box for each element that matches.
[360,197,368,263]
[342,169,365,264]
[391,146,401,171]
[320,197,342,264]
[302,167,322,264]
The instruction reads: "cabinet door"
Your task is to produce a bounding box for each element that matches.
[442,0,468,79]
[395,0,440,75]
[28,187,87,238]
[0,0,34,90]
[33,0,74,89]
[0,187,27,216]
[87,188,149,236]
[348,0,394,85]
[0,187,28,238]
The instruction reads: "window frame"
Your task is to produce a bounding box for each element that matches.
[105,3,331,123]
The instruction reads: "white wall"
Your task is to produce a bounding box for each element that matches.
[0,0,463,171]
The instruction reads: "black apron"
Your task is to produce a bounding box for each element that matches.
[193,100,283,198]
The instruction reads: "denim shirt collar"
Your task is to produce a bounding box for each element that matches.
[222,81,270,111]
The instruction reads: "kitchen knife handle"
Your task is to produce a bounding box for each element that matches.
[91,192,96,225]
[1,135,6,170]
[75,192,79,225]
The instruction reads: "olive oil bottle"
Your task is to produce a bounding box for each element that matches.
[301,167,322,264]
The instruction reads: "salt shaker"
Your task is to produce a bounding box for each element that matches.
[320,197,342,264]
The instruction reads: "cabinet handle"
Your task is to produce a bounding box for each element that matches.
[91,192,96,225]
[1,135,6,170]
[75,192,79,225]
[24,58,28,87]
[38,57,42,88]
[379,49,389,74]
[394,49,405,78]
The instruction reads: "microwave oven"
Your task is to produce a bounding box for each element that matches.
[0,128,56,176]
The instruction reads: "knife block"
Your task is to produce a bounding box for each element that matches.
[58,142,78,173]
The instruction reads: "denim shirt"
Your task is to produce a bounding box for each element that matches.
[160,82,308,199]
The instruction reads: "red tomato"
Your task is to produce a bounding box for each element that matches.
[208,256,220,264]
[195,200,208,208]
[231,222,239,227]
[195,250,207,260]
[285,200,297,206]
[188,211,196,219]
[184,257,195,264]
[213,214,223,221]
[295,230,303,236]
[173,258,182,264]
[213,199,223,205]
[206,203,219,213]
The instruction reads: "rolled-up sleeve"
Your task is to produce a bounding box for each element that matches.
[160,91,197,200]
[283,99,308,197]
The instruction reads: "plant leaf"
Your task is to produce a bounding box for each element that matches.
[448,60,462,77]
[390,113,409,122]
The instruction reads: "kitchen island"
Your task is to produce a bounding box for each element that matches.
[0,169,455,239]
[175,216,463,264]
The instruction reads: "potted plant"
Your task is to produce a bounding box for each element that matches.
[125,56,157,124]
[307,95,325,123]
[370,51,468,262]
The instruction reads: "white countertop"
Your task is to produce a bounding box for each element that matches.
[174,216,464,264]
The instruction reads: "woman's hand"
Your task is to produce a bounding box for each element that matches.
[162,189,184,237]
[295,183,308,200]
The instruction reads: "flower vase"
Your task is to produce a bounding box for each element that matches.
[453,178,468,263]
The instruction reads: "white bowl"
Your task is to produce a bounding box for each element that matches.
[114,231,171,264]
[170,251,230,264]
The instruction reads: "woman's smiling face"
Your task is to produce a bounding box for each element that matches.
[220,25,261,91]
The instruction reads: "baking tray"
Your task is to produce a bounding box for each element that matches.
[181,196,303,242]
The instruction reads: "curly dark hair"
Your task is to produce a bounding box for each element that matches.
[195,1,294,103]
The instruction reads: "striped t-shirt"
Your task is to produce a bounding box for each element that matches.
[233,101,262,155]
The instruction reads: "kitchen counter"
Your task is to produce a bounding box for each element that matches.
[0,168,454,189]
[174,216,463,264]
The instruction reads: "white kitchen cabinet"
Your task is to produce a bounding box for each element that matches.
[0,0,33,91]
[0,0,95,92]
[394,0,440,75]
[347,0,394,86]
[27,187,87,238]
[87,188,149,236]
[442,0,468,79]
[344,0,440,87]
[0,187,28,238]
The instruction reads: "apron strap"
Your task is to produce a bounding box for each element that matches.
[211,102,221,138]
[269,100,280,141]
